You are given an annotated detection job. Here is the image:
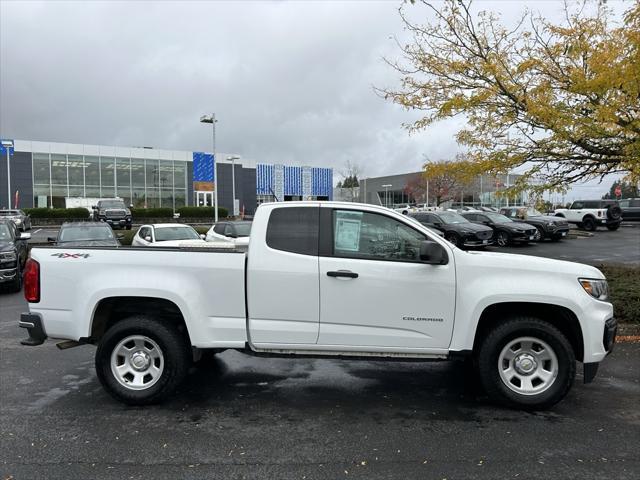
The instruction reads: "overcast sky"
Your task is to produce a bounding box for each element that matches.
[0,0,626,198]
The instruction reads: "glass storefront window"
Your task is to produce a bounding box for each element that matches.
[32,153,50,185]
[33,185,50,208]
[160,189,173,209]
[159,161,174,190]
[132,188,146,208]
[51,154,67,185]
[68,155,84,186]
[68,186,84,198]
[146,189,159,208]
[146,159,160,189]
[85,156,100,186]
[116,157,131,199]
[174,161,186,190]
[100,157,115,186]
[51,185,67,208]
[85,186,100,199]
[101,185,115,198]
[131,159,145,187]
[174,189,186,209]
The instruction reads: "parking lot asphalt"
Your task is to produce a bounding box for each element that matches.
[1,292,639,479]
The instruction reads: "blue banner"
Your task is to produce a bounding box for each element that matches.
[192,152,214,182]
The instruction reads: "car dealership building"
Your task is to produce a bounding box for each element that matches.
[0,139,333,215]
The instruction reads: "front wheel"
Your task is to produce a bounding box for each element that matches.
[496,231,511,247]
[582,217,596,231]
[95,316,191,405]
[533,227,544,242]
[477,318,575,410]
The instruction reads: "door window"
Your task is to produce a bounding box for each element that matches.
[138,227,150,239]
[266,207,319,256]
[224,224,235,237]
[332,210,425,262]
[571,202,584,209]
[213,223,226,235]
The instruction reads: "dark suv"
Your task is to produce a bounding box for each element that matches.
[410,211,493,248]
[92,199,132,230]
[0,219,30,292]
[619,198,640,221]
[500,207,570,241]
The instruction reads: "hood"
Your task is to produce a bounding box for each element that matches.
[501,222,536,232]
[0,242,15,251]
[527,215,566,223]
[448,222,493,234]
[463,250,604,279]
[57,240,119,247]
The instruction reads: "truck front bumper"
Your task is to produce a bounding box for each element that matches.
[583,317,617,384]
[18,312,47,346]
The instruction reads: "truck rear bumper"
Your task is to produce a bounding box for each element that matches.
[18,312,47,346]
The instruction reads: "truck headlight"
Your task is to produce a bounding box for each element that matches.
[0,251,17,262]
[14,218,22,224]
[579,278,609,301]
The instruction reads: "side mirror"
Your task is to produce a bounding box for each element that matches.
[19,232,31,240]
[47,236,56,243]
[200,234,206,240]
[144,236,152,242]
[419,240,448,265]
[91,205,97,209]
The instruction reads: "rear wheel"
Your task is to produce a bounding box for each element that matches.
[95,316,190,405]
[477,317,575,409]
[582,217,596,231]
[496,231,511,247]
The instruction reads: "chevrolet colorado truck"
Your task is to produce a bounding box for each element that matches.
[19,202,617,409]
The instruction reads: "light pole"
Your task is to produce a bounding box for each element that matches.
[1,140,13,208]
[382,184,392,208]
[227,155,240,216]
[200,114,219,222]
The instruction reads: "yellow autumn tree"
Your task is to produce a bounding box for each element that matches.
[383,0,640,194]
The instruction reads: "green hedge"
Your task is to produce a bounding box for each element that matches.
[176,206,228,218]
[23,208,90,219]
[130,208,174,218]
[598,264,640,325]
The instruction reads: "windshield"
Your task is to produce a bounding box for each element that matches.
[438,211,469,224]
[526,208,544,216]
[235,223,252,237]
[0,210,20,216]
[154,226,200,242]
[484,212,512,223]
[59,225,115,242]
[99,201,126,209]
[0,224,11,240]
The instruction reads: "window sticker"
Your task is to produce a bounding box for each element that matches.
[335,211,362,252]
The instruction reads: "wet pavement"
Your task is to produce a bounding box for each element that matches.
[1,291,639,479]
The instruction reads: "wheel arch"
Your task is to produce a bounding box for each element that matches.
[89,296,192,346]
[472,302,584,362]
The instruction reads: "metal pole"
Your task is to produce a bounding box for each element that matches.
[6,149,10,208]
[426,180,429,207]
[231,156,236,216]
[212,113,218,222]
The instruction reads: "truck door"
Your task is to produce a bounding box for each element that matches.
[247,205,320,345]
[318,207,456,350]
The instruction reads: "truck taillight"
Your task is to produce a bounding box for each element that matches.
[24,259,40,303]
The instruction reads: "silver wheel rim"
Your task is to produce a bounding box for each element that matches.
[110,335,164,391]
[498,336,558,396]
[533,229,542,241]
[497,233,508,246]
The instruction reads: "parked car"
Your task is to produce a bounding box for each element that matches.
[405,216,445,237]
[0,219,30,292]
[461,212,537,246]
[205,221,252,247]
[554,200,622,231]
[477,206,498,212]
[50,222,120,247]
[92,199,133,230]
[131,224,207,247]
[618,198,640,221]
[393,204,417,215]
[0,209,31,231]
[500,207,570,241]
[20,201,616,409]
[410,211,493,248]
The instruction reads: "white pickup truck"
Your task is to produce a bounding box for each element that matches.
[19,202,617,409]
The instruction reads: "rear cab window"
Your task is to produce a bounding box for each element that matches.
[266,207,319,255]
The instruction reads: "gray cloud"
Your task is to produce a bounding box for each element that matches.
[0,0,625,198]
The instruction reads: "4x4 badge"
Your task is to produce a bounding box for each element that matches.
[51,253,90,259]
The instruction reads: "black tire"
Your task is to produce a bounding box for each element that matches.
[606,223,620,231]
[550,234,562,242]
[606,205,622,221]
[496,231,511,247]
[477,317,576,410]
[533,226,545,242]
[126,225,132,231]
[445,232,461,248]
[95,316,191,405]
[582,217,596,231]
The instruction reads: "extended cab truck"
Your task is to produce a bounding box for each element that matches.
[19,202,617,409]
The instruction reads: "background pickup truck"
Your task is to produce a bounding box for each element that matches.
[19,202,617,410]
